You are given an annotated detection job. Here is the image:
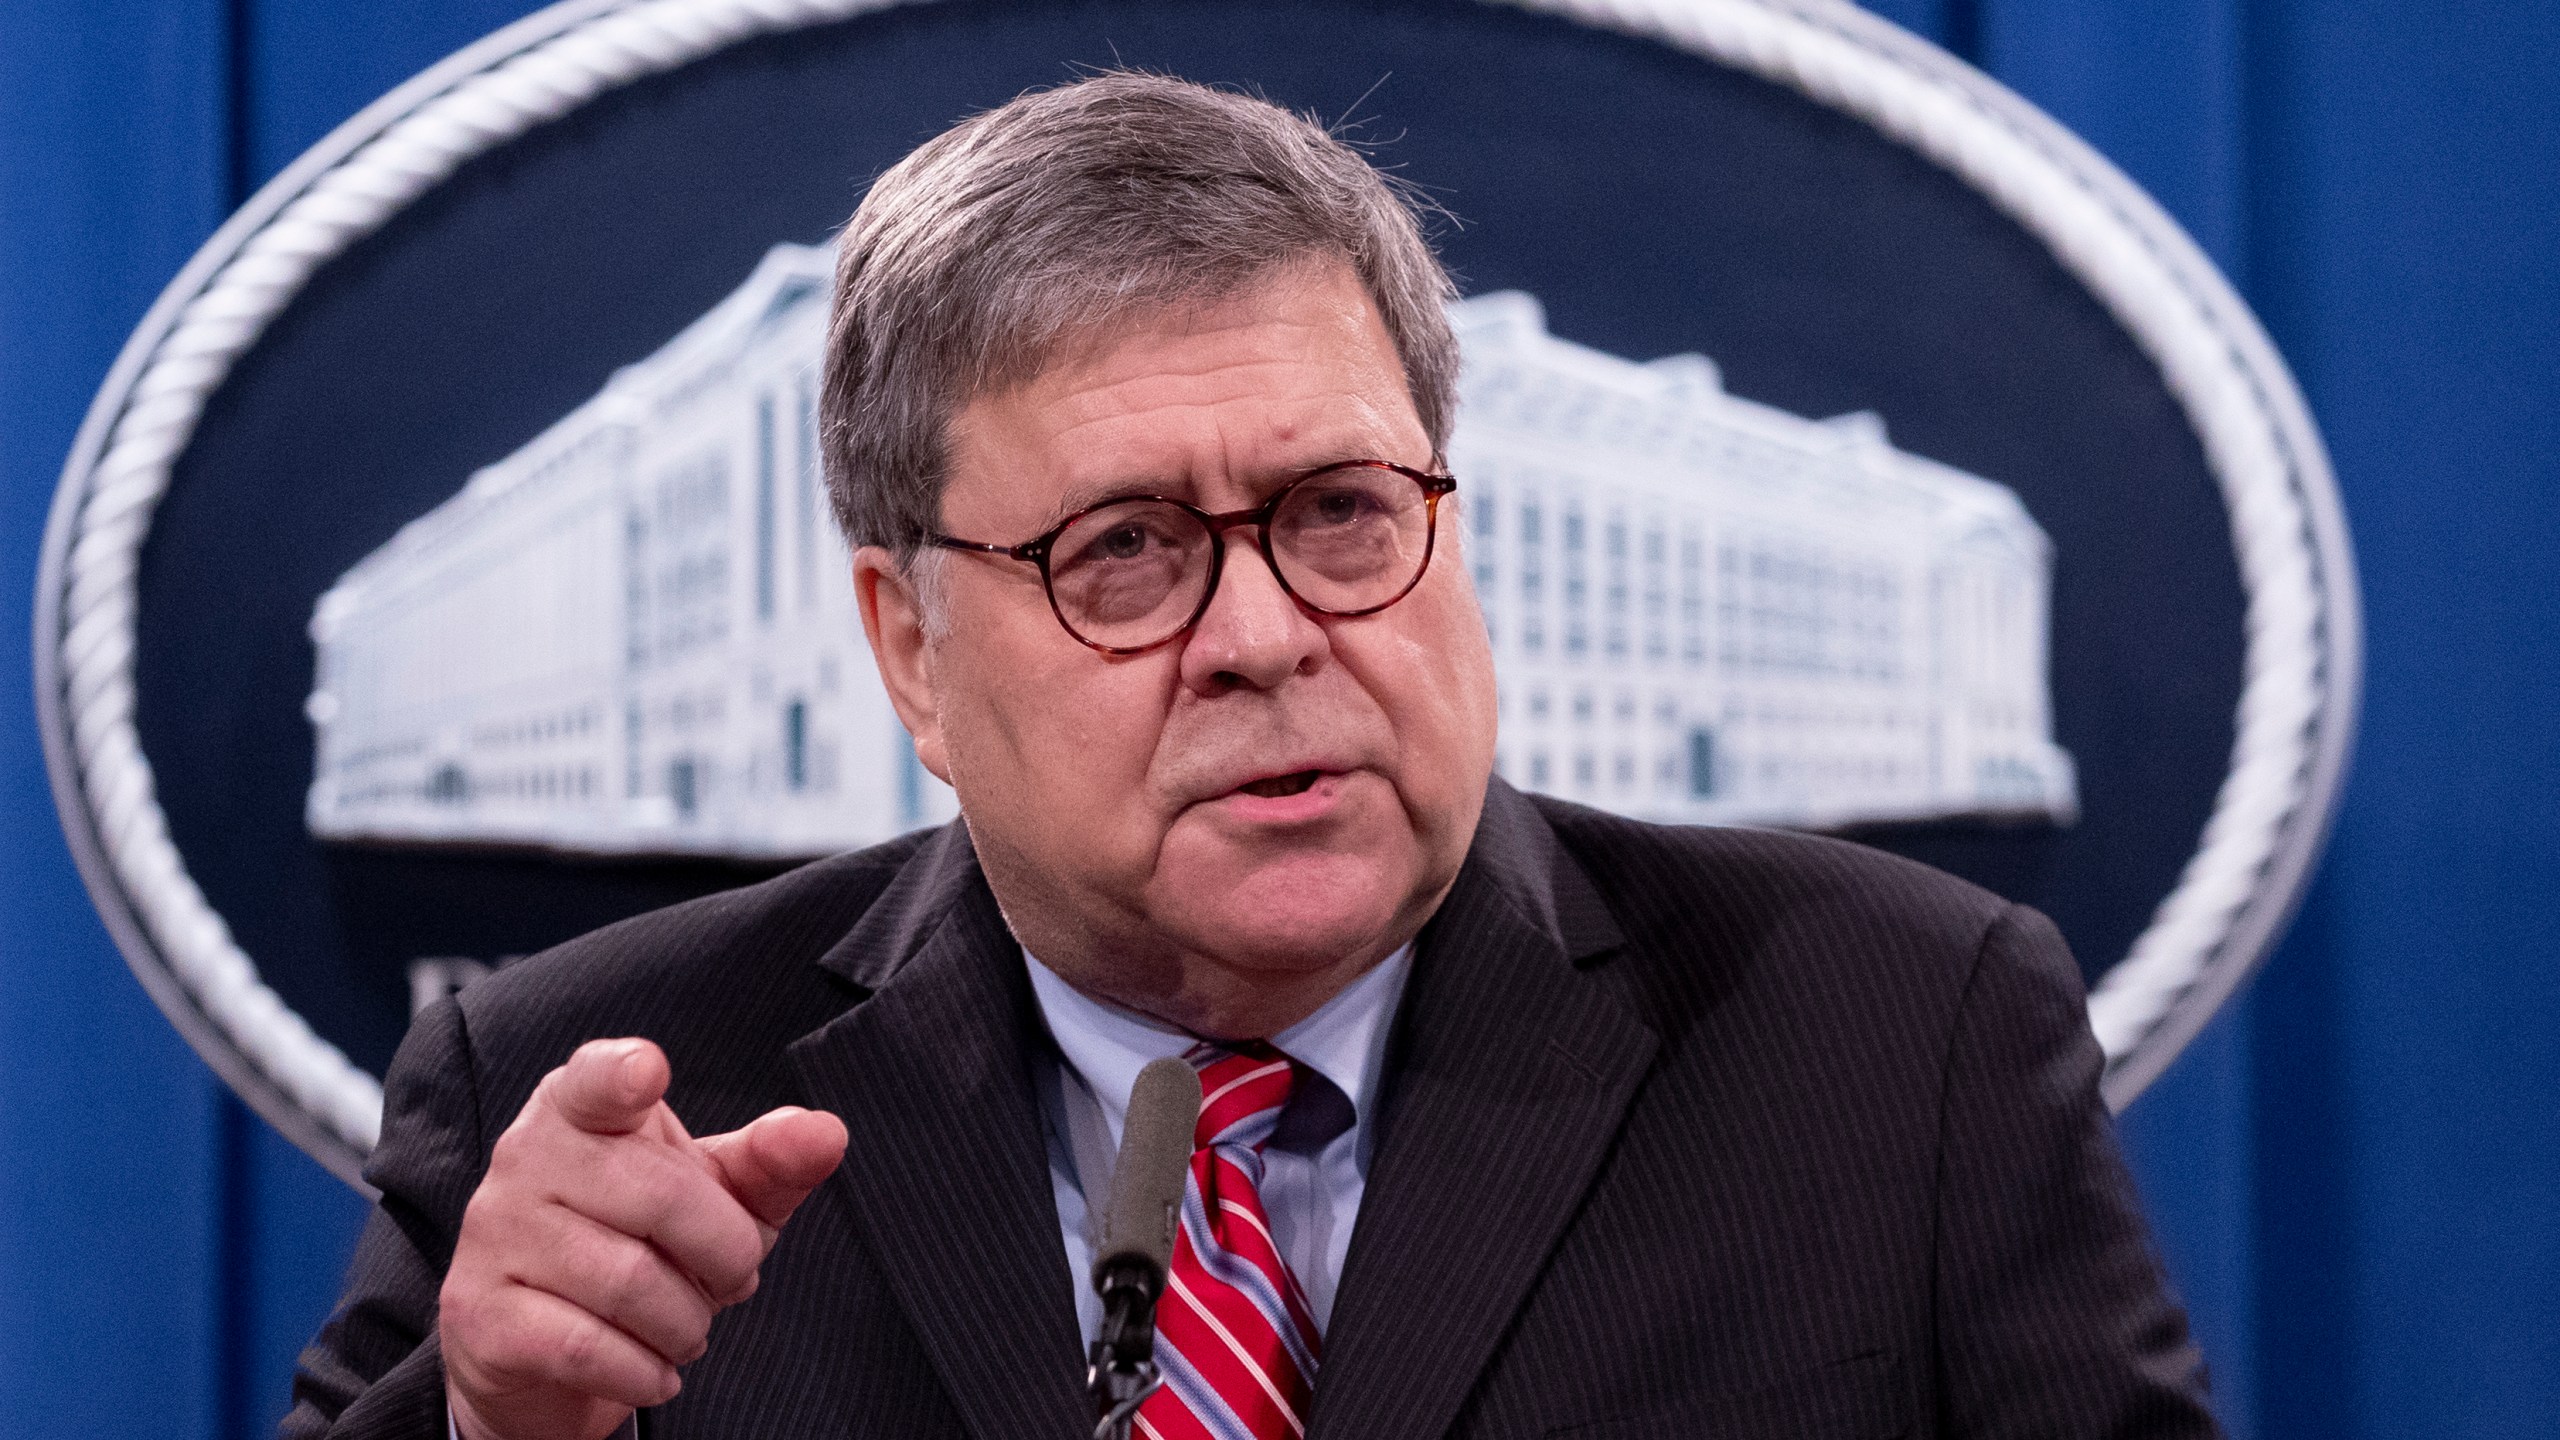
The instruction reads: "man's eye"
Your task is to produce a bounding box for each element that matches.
[1305,487,1386,526]
[1060,511,1188,571]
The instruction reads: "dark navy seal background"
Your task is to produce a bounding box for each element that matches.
[138,0,2242,1093]
[1,2,2554,1436]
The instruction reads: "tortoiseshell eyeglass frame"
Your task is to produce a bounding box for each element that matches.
[923,459,1458,656]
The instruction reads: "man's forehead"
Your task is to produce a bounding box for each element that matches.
[943,268,1418,518]
[965,402,1406,530]
[1015,266,1390,406]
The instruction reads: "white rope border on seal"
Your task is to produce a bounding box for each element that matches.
[1535,2,2360,1097]
[39,0,2357,1173]
[44,0,912,1173]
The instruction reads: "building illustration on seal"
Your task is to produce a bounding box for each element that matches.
[1449,292,2075,831]
[304,244,2075,858]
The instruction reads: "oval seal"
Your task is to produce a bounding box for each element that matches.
[36,0,2359,1185]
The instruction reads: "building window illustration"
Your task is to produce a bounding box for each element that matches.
[784,698,808,792]
[1603,514,1629,659]
[1642,524,1669,663]
[755,392,777,623]
[1518,497,1544,655]
[1689,726,1718,799]
[1562,503,1588,658]
[796,378,819,612]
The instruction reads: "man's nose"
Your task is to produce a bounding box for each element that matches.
[1177,530,1328,694]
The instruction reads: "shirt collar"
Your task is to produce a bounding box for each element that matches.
[1024,943,1414,1151]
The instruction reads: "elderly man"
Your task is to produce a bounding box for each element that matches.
[285,74,2217,1440]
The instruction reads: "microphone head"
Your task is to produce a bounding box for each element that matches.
[1093,1056,1200,1286]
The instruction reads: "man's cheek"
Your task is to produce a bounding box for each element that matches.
[1025,692,1167,833]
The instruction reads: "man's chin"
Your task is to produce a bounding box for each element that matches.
[1146,848,1416,972]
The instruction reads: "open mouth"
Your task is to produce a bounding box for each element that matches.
[1237,770,1323,799]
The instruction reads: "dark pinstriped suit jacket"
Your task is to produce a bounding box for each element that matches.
[284,780,2219,1438]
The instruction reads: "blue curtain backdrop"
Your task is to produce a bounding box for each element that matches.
[2,2,2552,1434]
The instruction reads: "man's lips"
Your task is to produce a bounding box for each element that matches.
[1194,765,1358,821]
[1235,769,1325,799]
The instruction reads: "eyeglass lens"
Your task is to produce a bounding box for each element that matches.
[1045,466,1435,650]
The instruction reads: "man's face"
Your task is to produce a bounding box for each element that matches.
[858,261,1496,1025]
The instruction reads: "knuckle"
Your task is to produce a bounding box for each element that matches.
[727,1202,774,1266]
[554,1311,606,1376]
[454,1192,535,1275]
[642,1164,722,1240]
[487,1121,541,1172]
[597,1236,657,1312]
[487,1313,545,1375]
[668,1307,713,1365]
[703,1223,765,1302]
[437,1280,485,1351]
[471,1297,555,1386]
[620,1154,684,1224]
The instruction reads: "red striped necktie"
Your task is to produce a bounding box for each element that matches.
[1136,1043,1322,1440]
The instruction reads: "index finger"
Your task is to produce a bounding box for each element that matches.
[542,1038,670,1137]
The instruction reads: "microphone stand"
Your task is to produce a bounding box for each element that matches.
[1087,1256,1168,1440]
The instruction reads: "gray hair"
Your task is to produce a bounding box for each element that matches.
[820,72,1460,562]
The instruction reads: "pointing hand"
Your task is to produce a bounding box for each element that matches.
[440,1038,848,1440]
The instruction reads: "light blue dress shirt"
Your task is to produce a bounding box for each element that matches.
[1025,944,1414,1347]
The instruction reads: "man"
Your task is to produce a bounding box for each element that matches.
[286,74,2217,1439]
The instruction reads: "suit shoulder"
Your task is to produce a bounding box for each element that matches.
[1520,796,2072,1106]
[1525,792,2015,966]
[444,829,931,1092]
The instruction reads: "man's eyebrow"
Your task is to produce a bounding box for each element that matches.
[1017,476,1170,535]
[1025,450,1401,532]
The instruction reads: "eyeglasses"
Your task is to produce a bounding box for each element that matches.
[926,459,1458,655]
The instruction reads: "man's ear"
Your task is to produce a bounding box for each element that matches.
[851,545,953,784]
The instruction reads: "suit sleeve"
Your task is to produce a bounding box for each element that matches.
[1932,903,2223,1439]
[279,997,490,1439]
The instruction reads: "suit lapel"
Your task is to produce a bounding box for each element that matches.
[1310,784,1656,1440]
[785,824,1089,1440]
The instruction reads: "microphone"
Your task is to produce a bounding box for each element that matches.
[1087,1056,1200,1438]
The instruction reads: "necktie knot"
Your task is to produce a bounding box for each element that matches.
[1186,1042,1299,1154]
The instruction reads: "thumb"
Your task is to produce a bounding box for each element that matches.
[698,1106,849,1232]
[544,1037,671,1136]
